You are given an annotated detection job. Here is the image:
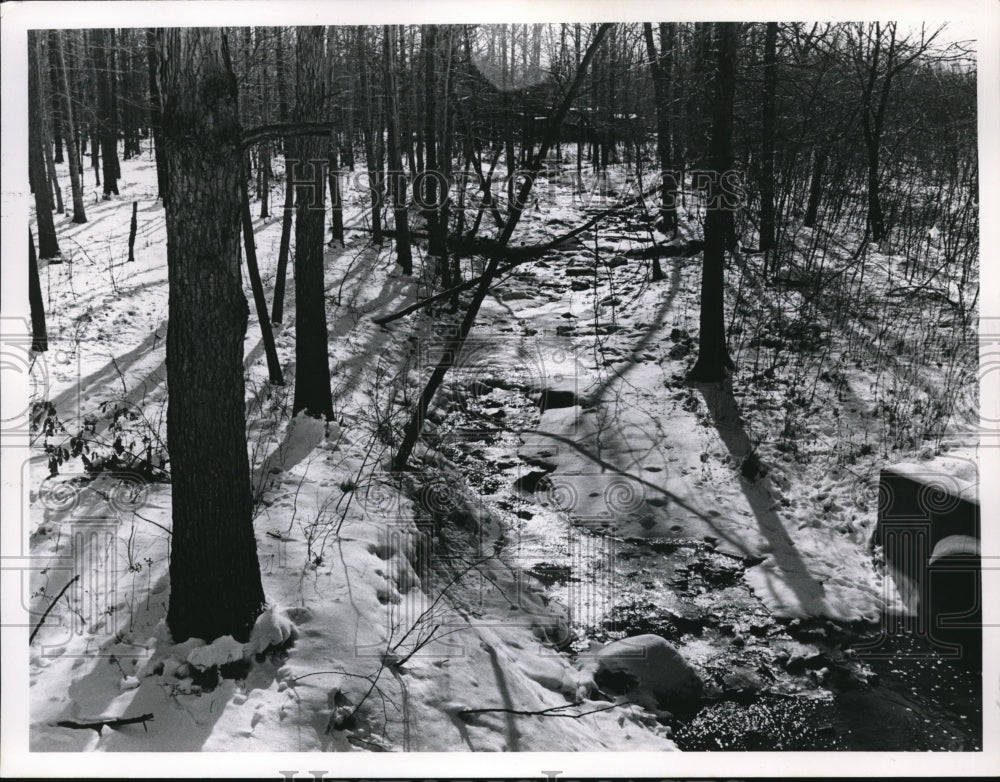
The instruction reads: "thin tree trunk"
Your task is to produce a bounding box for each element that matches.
[803,149,826,228]
[327,137,344,244]
[393,24,613,469]
[759,22,778,265]
[272,164,294,325]
[357,28,382,244]
[689,22,737,383]
[92,29,120,197]
[29,32,60,260]
[159,27,265,644]
[42,115,64,215]
[29,228,48,352]
[147,28,168,204]
[52,30,87,223]
[642,22,676,267]
[383,24,412,274]
[241,173,284,385]
[127,201,137,262]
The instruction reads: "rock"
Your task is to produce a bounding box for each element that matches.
[565,266,595,277]
[535,388,578,412]
[594,634,703,715]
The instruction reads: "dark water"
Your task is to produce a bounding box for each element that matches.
[672,628,982,751]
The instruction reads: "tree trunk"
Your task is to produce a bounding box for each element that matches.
[759,22,778,261]
[147,28,169,204]
[689,22,737,383]
[158,27,265,643]
[383,24,413,274]
[271,164,293,325]
[356,28,382,244]
[92,29,120,197]
[52,30,87,223]
[29,228,48,352]
[642,22,677,246]
[241,172,284,385]
[803,149,826,228]
[29,32,60,260]
[422,24,448,280]
[292,27,334,419]
[393,24,613,469]
[327,138,344,244]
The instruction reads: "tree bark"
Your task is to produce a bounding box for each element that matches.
[689,22,737,383]
[92,29,120,197]
[292,27,334,419]
[159,27,265,643]
[29,228,48,352]
[52,30,87,223]
[29,32,60,260]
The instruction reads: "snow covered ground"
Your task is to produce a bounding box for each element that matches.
[12,140,991,765]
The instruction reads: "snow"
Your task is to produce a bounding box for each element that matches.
[12,135,988,763]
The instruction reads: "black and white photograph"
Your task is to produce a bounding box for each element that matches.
[1,0,997,776]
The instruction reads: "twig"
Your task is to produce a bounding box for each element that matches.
[30,575,79,644]
[459,700,635,719]
[55,713,154,734]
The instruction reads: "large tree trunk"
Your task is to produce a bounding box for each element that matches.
[689,22,737,383]
[292,27,334,419]
[29,32,60,260]
[52,30,87,223]
[383,24,413,275]
[159,28,265,643]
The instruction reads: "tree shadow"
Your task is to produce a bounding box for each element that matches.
[695,379,829,616]
[580,258,685,410]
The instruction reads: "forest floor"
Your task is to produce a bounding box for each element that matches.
[24,146,981,752]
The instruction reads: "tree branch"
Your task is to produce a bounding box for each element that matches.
[372,180,658,326]
[29,574,79,644]
[241,121,334,147]
[55,713,154,734]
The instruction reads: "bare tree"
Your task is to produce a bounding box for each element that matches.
[159,27,265,643]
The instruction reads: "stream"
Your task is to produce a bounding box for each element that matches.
[424,355,982,752]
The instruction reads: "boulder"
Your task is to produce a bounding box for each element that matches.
[594,634,703,715]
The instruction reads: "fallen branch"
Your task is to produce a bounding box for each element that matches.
[55,713,154,734]
[459,700,634,720]
[372,181,660,326]
[29,574,79,644]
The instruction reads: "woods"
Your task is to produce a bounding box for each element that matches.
[22,20,984,756]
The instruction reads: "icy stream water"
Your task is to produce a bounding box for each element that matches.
[431,368,982,752]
